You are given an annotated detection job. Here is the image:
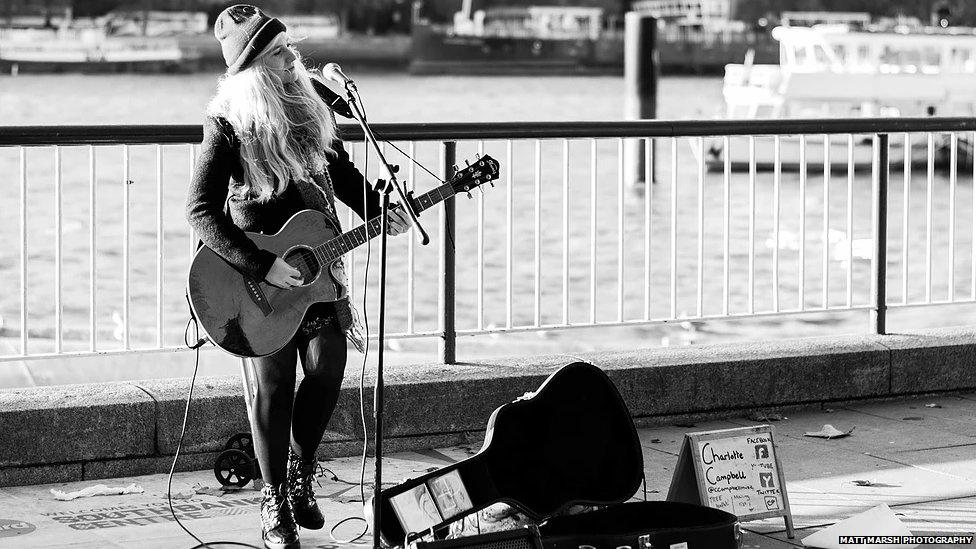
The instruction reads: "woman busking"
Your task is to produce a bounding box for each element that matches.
[186,5,409,548]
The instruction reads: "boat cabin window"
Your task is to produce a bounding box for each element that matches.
[785,43,834,70]
[949,47,976,71]
[813,44,831,65]
[879,45,922,72]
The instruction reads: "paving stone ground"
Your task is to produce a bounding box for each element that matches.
[3,394,976,548]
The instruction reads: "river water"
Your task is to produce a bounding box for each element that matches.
[1,71,974,384]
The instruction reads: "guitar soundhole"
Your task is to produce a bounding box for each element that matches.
[283,246,320,286]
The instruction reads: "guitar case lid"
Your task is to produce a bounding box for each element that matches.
[539,501,741,549]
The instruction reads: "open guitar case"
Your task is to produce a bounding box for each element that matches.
[382,362,740,549]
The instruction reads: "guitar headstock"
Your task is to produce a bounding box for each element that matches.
[450,155,500,196]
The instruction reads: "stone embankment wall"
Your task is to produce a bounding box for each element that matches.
[1,327,974,487]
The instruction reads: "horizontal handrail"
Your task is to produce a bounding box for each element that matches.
[4,117,976,367]
[3,117,976,146]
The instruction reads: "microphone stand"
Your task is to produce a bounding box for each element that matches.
[341,81,429,549]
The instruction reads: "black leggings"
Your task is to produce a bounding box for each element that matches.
[248,321,347,486]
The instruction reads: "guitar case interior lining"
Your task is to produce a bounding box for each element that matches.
[539,501,741,549]
[415,525,544,549]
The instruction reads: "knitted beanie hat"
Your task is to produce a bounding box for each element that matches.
[214,5,287,74]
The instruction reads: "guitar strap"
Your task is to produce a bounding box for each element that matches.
[218,175,342,236]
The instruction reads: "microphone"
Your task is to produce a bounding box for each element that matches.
[321,63,356,91]
[311,78,353,119]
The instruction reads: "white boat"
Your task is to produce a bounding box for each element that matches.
[710,17,976,171]
[103,10,209,37]
[0,26,187,66]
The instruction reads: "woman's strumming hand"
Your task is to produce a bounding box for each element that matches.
[387,203,411,236]
[265,257,304,289]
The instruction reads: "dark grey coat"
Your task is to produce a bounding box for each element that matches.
[185,99,380,336]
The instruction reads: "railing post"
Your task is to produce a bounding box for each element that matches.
[870,133,889,335]
[439,141,457,364]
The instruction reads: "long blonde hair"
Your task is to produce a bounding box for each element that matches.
[207,34,338,200]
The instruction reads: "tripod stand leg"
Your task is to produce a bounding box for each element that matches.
[240,357,256,426]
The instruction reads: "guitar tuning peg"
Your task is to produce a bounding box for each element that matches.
[452,164,459,173]
[464,159,470,166]
[489,181,495,187]
[466,191,472,199]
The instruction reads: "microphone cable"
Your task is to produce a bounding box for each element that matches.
[169,300,263,549]
[327,131,373,545]
[338,112,461,545]
[175,262,370,548]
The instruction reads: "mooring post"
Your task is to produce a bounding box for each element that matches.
[870,134,889,335]
[624,12,658,187]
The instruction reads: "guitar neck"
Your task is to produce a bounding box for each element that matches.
[315,182,454,262]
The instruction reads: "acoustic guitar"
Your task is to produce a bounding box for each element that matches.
[376,362,644,547]
[187,155,499,357]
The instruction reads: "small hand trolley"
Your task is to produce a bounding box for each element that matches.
[213,358,262,487]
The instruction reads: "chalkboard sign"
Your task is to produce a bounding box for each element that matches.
[667,425,795,538]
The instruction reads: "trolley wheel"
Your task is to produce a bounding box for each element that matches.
[224,432,255,456]
[214,448,254,487]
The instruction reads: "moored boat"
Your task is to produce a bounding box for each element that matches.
[410,2,622,74]
[709,14,976,172]
[0,11,203,73]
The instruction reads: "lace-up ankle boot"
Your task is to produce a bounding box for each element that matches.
[286,447,325,529]
[261,482,300,549]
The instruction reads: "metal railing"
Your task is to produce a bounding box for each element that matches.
[2,117,976,365]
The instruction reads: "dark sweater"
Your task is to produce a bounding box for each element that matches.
[185,106,380,283]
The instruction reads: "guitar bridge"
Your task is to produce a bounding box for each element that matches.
[244,276,273,316]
